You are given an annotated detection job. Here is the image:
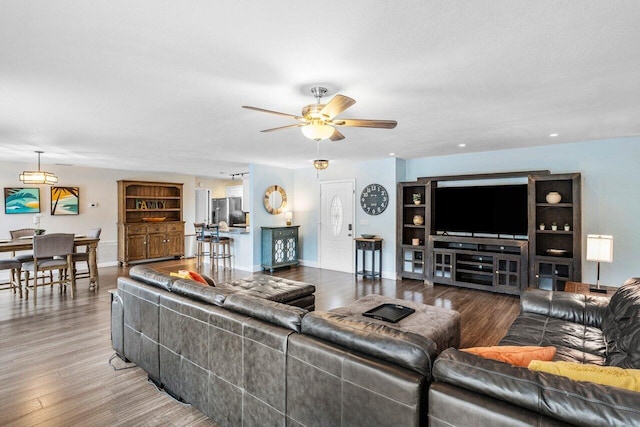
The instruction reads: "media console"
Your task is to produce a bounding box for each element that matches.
[429,235,528,295]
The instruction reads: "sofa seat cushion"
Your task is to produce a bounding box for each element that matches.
[500,312,606,364]
[218,275,315,304]
[602,278,640,368]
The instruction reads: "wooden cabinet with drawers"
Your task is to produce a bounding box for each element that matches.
[117,180,184,266]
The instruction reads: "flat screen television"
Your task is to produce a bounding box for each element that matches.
[434,184,528,236]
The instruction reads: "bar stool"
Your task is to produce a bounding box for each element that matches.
[208,225,232,271]
[193,223,211,266]
[0,259,23,297]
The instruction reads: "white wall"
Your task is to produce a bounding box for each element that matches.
[405,137,640,287]
[293,157,400,278]
[1,160,196,267]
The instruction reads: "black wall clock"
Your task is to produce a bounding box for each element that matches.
[360,183,389,215]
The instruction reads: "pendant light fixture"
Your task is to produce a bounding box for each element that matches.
[313,140,329,171]
[19,151,58,185]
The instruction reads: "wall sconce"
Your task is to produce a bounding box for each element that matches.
[285,211,293,226]
[586,234,613,293]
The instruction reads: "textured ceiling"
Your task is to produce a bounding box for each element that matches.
[1,1,639,176]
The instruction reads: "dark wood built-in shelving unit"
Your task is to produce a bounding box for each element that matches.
[397,171,582,294]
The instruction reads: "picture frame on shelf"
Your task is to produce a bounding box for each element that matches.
[51,186,79,215]
[4,187,40,214]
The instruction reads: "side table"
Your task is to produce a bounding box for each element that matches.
[564,281,615,296]
[355,237,383,278]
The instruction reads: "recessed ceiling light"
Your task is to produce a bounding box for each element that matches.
[389,152,395,156]
[549,133,559,137]
[458,143,466,148]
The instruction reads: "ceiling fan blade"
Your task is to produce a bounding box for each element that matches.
[242,105,303,120]
[319,95,356,119]
[334,119,397,129]
[260,123,306,133]
[329,128,345,141]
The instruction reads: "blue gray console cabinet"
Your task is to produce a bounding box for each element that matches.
[261,226,300,272]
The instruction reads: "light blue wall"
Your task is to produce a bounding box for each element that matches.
[405,137,640,287]
[249,164,295,270]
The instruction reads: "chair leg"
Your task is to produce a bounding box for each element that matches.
[24,271,30,300]
[14,268,22,298]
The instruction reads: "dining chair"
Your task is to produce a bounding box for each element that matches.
[71,228,102,280]
[9,228,36,263]
[22,233,76,304]
[0,258,22,297]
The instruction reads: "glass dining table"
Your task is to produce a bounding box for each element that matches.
[0,235,100,290]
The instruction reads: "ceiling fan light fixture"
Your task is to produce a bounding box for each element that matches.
[313,159,329,170]
[19,151,58,185]
[301,121,334,141]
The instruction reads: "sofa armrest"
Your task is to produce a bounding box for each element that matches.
[432,348,640,427]
[521,289,610,328]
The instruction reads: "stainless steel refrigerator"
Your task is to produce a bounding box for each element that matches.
[211,197,243,225]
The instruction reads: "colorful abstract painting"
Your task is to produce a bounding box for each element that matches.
[4,188,41,214]
[51,187,79,215]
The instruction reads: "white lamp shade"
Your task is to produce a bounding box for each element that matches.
[586,234,613,263]
[285,212,293,220]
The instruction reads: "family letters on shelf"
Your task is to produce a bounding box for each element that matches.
[135,199,165,210]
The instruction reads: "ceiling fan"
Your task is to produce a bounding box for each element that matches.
[242,87,397,141]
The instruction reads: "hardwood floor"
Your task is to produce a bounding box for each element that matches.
[0,258,520,426]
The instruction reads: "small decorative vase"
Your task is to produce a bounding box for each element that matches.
[414,200,421,205]
[564,224,570,231]
[545,191,562,204]
[413,215,424,226]
[551,225,558,231]
[539,224,545,230]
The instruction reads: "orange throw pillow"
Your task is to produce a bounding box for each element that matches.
[188,271,208,285]
[170,270,208,285]
[462,346,556,367]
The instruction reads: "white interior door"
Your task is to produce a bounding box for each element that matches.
[320,180,355,273]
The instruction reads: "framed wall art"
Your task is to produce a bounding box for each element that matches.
[4,187,41,214]
[51,186,79,215]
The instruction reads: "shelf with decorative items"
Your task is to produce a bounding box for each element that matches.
[397,181,433,279]
[117,180,184,265]
[528,173,581,288]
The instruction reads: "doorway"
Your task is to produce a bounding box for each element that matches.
[319,180,355,273]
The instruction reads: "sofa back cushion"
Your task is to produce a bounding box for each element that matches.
[602,278,640,368]
[171,279,236,306]
[302,311,437,377]
[129,265,178,291]
[224,293,307,332]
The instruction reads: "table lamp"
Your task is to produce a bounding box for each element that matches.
[285,211,293,226]
[586,234,613,293]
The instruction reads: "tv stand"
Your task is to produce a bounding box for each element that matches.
[429,236,528,295]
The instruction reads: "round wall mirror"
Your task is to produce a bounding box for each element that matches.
[264,185,287,214]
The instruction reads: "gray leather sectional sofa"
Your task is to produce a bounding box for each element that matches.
[429,278,640,427]
[110,266,450,427]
